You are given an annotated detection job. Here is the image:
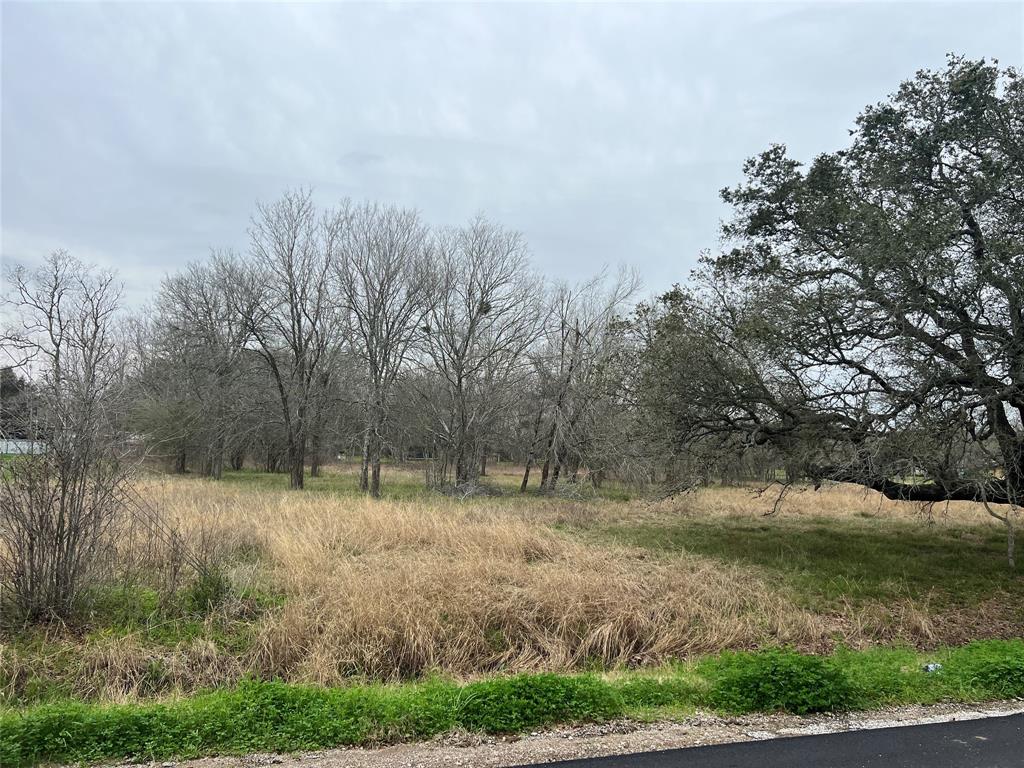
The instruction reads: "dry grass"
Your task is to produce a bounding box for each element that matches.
[589,480,1022,648]
[631,481,1010,526]
[3,467,1019,703]
[0,633,244,704]
[143,478,830,686]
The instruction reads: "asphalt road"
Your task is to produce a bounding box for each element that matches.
[516,713,1024,768]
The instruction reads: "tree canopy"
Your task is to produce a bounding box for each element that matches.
[642,56,1024,506]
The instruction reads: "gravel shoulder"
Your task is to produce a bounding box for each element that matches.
[121,700,1024,768]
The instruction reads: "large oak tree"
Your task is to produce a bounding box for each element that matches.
[644,58,1023,548]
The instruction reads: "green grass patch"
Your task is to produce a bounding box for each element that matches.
[597,515,1022,610]
[0,578,271,709]
[3,641,1024,766]
[71,579,262,651]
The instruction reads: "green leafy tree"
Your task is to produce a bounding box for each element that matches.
[644,57,1023,559]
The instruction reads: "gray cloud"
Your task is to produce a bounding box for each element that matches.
[3,1,1022,303]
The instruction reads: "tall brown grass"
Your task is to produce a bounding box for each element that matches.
[144,479,830,686]
[2,471,1010,702]
[636,481,1010,525]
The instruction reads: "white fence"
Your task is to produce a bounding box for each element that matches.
[0,439,47,455]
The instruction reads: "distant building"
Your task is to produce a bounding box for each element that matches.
[0,439,47,455]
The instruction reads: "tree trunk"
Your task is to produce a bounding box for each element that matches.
[539,414,559,489]
[366,397,386,497]
[549,461,562,491]
[309,432,321,478]
[287,435,305,490]
[264,446,280,474]
[359,430,370,492]
[208,438,224,480]
[480,448,488,478]
[454,403,471,485]
[174,449,187,474]
[370,455,382,498]
[1008,521,1016,570]
[455,447,470,485]
[520,462,532,493]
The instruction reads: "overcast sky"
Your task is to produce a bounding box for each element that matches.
[2,1,1022,303]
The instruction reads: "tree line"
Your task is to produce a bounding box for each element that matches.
[124,196,643,494]
[3,55,1022,619]
[3,55,1021,506]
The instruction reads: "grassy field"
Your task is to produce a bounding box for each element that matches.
[595,490,1023,644]
[1,463,1022,763]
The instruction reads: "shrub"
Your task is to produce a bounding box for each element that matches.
[457,673,621,733]
[1,254,133,622]
[962,657,1024,698]
[947,640,1024,699]
[612,676,698,709]
[705,649,856,714]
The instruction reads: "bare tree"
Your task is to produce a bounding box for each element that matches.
[526,269,639,492]
[232,189,345,490]
[421,217,542,486]
[136,254,256,478]
[1,251,133,620]
[335,202,433,497]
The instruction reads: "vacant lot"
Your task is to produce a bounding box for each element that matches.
[2,463,1020,708]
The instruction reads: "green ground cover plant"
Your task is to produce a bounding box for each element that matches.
[3,640,1023,767]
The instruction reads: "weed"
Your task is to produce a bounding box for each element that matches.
[703,649,856,714]
[5,642,1024,766]
[458,674,620,732]
[184,569,232,615]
